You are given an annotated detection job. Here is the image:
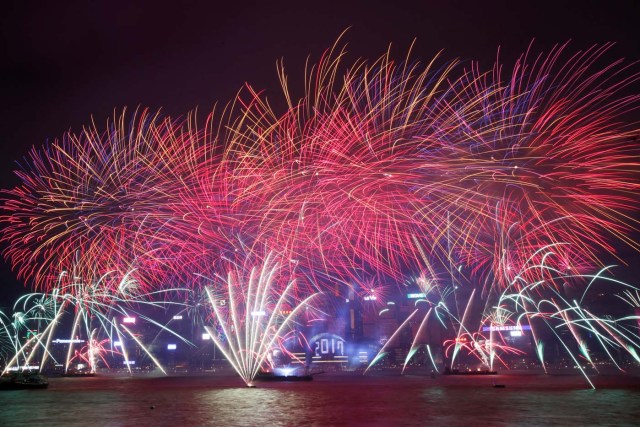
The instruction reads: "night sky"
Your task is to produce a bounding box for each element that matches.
[1,0,639,304]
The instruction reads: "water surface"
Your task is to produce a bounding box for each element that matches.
[1,372,638,426]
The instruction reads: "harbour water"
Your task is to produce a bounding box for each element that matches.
[1,371,639,426]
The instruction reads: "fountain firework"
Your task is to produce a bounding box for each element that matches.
[365,242,640,388]
[1,260,190,376]
[201,253,321,387]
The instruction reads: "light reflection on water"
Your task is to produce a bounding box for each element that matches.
[0,374,638,426]
[196,387,316,426]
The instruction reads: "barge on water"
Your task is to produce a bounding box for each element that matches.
[443,368,498,375]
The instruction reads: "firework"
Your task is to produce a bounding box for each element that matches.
[201,252,321,386]
[0,108,206,291]
[0,40,638,385]
[0,262,190,375]
[365,241,640,388]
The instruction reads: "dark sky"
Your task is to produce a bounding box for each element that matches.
[1,0,639,303]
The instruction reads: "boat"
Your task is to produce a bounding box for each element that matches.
[255,371,314,382]
[61,369,96,377]
[0,372,49,390]
[443,367,498,375]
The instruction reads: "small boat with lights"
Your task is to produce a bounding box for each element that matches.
[255,368,314,382]
[61,369,96,378]
[443,367,497,375]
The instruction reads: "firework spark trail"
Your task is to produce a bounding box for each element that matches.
[363,239,639,387]
[430,43,640,286]
[223,45,460,282]
[494,247,640,385]
[219,42,639,295]
[0,41,638,385]
[0,42,637,296]
[201,252,321,386]
[0,262,190,375]
[0,109,207,292]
